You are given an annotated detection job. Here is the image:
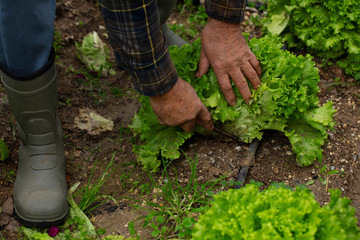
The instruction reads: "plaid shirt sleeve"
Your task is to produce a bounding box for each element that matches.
[98,0,178,96]
[205,0,247,23]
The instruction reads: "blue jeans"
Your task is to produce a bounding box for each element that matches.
[0,0,56,75]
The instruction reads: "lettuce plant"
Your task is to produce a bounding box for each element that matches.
[192,184,360,240]
[130,34,336,172]
[262,0,360,80]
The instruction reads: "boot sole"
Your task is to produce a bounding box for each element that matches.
[14,205,69,228]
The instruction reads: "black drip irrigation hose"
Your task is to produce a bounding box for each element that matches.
[234,139,260,189]
[213,127,260,189]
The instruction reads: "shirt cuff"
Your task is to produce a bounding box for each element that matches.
[128,50,179,97]
[205,0,247,23]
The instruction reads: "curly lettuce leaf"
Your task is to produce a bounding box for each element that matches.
[262,0,360,80]
[192,185,360,240]
[284,101,336,165]
[130,96,192,171]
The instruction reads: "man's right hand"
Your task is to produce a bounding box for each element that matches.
[149,78,214,132]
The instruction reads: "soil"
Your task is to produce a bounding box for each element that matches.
[1,0,360,239]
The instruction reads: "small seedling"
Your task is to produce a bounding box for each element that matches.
[315,165,339,190]
[139,183,151,195]
[77,20,84,27]
[338,170,346,177]
[111,87,124,98]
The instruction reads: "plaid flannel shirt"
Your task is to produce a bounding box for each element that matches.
[98,0,247,96]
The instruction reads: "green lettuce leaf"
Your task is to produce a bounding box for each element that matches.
[262,0,360,80]
[75,31,115,76]
[192,185,360,240]
[130,96,192,172]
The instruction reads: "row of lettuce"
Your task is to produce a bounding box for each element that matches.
[262,0,360,81]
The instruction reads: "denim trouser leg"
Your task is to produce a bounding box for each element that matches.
[0,0,56,75]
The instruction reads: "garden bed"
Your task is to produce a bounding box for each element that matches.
[0,0,359,239]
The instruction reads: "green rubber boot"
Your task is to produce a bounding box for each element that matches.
[157,0,187,47]
[0,59,68,227]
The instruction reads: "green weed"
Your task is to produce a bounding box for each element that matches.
[67,65,108,104]
[0,139,9,161]
[111,86,124,98]
[1,169,15,183]
[130,154,231,239]
[305,165,340,189]
[170,5,207,42]
[73,152,118,213]
[53,30,64,55]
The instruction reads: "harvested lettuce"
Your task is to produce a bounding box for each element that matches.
[75,31,115,76]
[130,34,336,172]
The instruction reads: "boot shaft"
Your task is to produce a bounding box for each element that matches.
[1,64,59,143]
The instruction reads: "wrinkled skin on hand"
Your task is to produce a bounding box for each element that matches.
[149,78,214,132]
[196,17,262,105]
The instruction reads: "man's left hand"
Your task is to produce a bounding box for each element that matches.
[196,17,262,105]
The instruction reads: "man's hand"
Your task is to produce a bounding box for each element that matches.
[149,78,214,132]
[196,17,262,105]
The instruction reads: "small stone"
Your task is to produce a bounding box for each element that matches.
[208,151,213,156]
[0,213,11,227]
[1,197,13,215]
[235,146,242,152]
[3,218,20,232]
[285,151,292,156]
[209,157,215,165]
